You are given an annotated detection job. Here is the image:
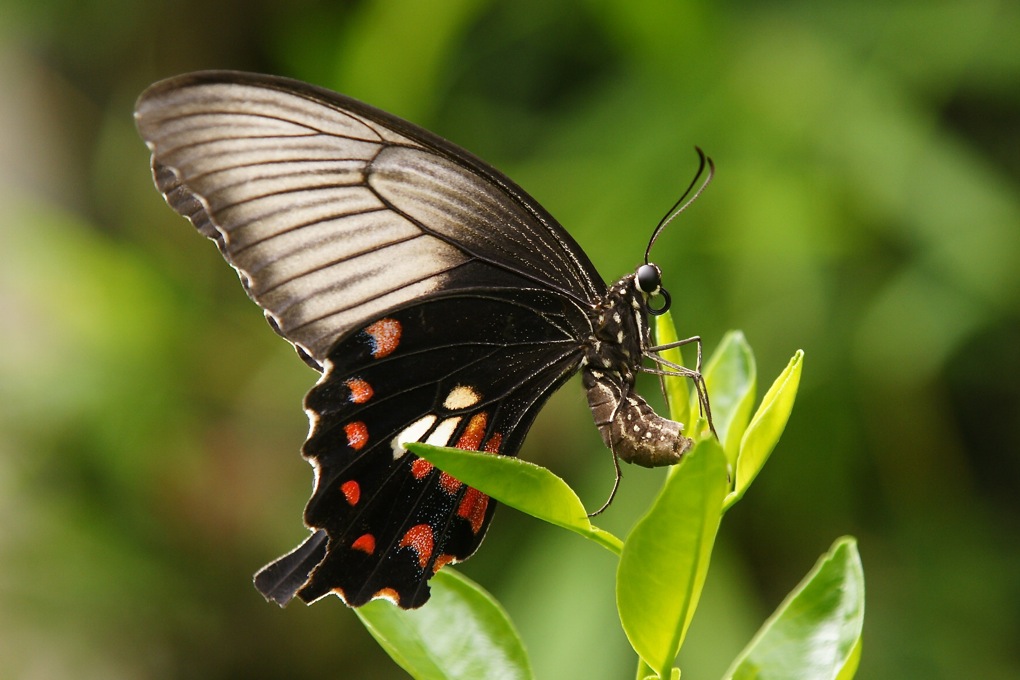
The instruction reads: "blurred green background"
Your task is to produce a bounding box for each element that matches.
[2,0,1018,677]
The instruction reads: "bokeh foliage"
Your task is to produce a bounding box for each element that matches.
[1,0,1017,678]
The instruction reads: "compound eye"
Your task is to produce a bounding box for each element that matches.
[636,263,662,294]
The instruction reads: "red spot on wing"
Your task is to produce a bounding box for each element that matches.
[345,377,374,404]
[340,480,360,505]
[457,487,490,534]
[445,416,496,531]
[411,458,433,479]
[414,413,492,493]
[439,472,462,494]
[399,524,435,569]
[364,318,401,359]
[484,432,502,453]
[345,421,368,450]
[456,412,488,450]
[351,533,376,555]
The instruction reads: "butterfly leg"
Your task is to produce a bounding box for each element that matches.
[588,384,628,517]
[588,446,623,517]
[643,335,717,440]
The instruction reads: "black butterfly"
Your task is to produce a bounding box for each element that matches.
[135,71,712,609]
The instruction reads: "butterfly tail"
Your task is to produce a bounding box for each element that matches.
[253,529,328,606]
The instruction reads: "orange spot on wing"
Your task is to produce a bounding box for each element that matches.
[340,480,360,505]
[351,533,376,555]
[457,487,490,534]
[399,524,435,569]
[344,421,368,450]
[364,318,401,359]
[484,432,502,453]
[372,587,400,604]
[411,457,433,479]
[455,412,488,450]
[345,377,374,404]
[432,554,456,573]
[330,587,351,605]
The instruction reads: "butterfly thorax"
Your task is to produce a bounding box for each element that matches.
[581,275,693,468]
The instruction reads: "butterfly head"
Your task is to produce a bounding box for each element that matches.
[635,263,671,316]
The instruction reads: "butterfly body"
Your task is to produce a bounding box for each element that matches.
[584,273,692,468]
[135,71,704,609]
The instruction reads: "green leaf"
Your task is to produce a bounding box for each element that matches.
[357,569,534,680]
[835,636,862,680]
[637,667,681,680]
[724,350,803,510]
[724,537,865,680]
[407,443,623,554]
[654,310,692,426]
[698,331,757,468]
[616,439,729,678]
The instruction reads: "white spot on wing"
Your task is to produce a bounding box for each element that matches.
[304,407,320,437]
[305,358,334,439]
[392,415,437,459]
[442,385,482,410]
[427,417,462,447]
[314,358,335,386]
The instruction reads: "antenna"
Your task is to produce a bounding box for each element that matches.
[644,147,714,264]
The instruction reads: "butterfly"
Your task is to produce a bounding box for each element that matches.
[135,71,713,609]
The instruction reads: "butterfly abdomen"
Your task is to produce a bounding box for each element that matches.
[584,379,691,467]
[582,275,693,468]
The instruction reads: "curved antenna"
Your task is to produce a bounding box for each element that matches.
[644,147,715,264]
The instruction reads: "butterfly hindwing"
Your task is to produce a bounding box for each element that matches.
[265,289,589,608]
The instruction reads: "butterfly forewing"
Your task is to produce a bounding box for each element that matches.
[136,72,603,366]
[136,71,608,608]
